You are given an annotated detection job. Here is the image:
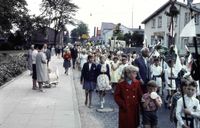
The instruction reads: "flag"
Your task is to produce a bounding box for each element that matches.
[180,18,196,37]
[174,45,182,75]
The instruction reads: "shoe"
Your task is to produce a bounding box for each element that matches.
[88,105,93,108]
[32,87,38,90]
[100,102,104,109]
[39,89,46,93]
[85,100,88,106]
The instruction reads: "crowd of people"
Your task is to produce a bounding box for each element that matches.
[26,42,200,128]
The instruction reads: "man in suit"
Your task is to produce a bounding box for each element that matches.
[134,47,151,93]
[70,45,78,69]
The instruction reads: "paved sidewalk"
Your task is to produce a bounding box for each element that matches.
[0,56,81,128]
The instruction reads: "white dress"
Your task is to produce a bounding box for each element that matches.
[165,67,177,90]
[110,62,120,83]
[97,64,111,91]
[36,52,48,82]
[80,54,88,70]
[151,64,162,87]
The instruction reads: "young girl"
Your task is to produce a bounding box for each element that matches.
[63,49,71,75]
[151,58,163,95]
[96,55,111,109]
[80,55,97,108]
[141,80,162,128]
[110,56,120,93]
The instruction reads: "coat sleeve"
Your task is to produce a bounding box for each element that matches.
[176,98,184,126]
[114,82,126,110]
[81,63,86,82]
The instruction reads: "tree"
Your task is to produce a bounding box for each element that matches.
[113,23,124,40]
[70,22,89,43]
[40,0,79,45]
[70,28,79,43]
[0,0,28,35]
[124,32,132,47]
[131,31,144,47]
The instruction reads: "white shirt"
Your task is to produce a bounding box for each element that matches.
[151,64,162,87]
[89,63,92,70]
[176,95,200,128]
[32,49,38,64]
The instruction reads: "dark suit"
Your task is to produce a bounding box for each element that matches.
[70,48,78,68]
[134,56,151,92]
[81,62,97,83]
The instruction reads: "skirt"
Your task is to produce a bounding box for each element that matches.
[83,81,96,91]
[63,60,71,69]
[32,64,37,80]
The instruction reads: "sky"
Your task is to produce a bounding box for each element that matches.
[26,0,200,36]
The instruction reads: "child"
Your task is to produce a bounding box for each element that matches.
[63,49,71,75]
[80,55,97,108]
[96,55,111,109]
[151,57,163,95]
[170,78,189,127]
[176,80,200,128]
[141,80,162,128]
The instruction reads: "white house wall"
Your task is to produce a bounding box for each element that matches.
[144,3,200,55]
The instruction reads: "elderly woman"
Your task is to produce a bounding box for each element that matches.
[114,65,142,128]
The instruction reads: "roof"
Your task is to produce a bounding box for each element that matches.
[101,22,116,30]
[142,1,188,24]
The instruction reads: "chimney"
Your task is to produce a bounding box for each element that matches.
[94,27,96,37]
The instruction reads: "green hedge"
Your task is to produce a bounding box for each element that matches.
[0,53,26,86]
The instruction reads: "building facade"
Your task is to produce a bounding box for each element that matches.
[100,22,144,45]
[142,1,200,54]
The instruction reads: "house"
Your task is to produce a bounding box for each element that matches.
[142,1,200,54]
[100,22,144,44]
[31,27,63,45]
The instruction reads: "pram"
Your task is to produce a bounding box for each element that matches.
[43,66,59,88]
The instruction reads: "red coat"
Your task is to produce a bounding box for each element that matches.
[114,80,142,128]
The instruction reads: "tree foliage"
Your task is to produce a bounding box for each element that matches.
[70,22,89,43]
[40,0,79,44]
[0,0,28,35]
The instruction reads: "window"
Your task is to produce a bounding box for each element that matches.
[194,14,199,25]
[152,19,156,28]
[174,16,178,27]
[151,36,155,46]
[158,16,162,28]
[184,12,190,25]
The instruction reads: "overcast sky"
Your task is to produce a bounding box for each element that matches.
[26,0,200,36]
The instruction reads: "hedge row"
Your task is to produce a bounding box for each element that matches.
[0,53,26,86]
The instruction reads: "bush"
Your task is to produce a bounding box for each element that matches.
[0,53,26,86]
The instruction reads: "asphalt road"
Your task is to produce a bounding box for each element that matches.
[73,69,175,128]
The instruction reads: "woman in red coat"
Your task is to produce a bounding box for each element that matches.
[114,65,142,128]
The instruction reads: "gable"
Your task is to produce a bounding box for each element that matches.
[142,1,188,24]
